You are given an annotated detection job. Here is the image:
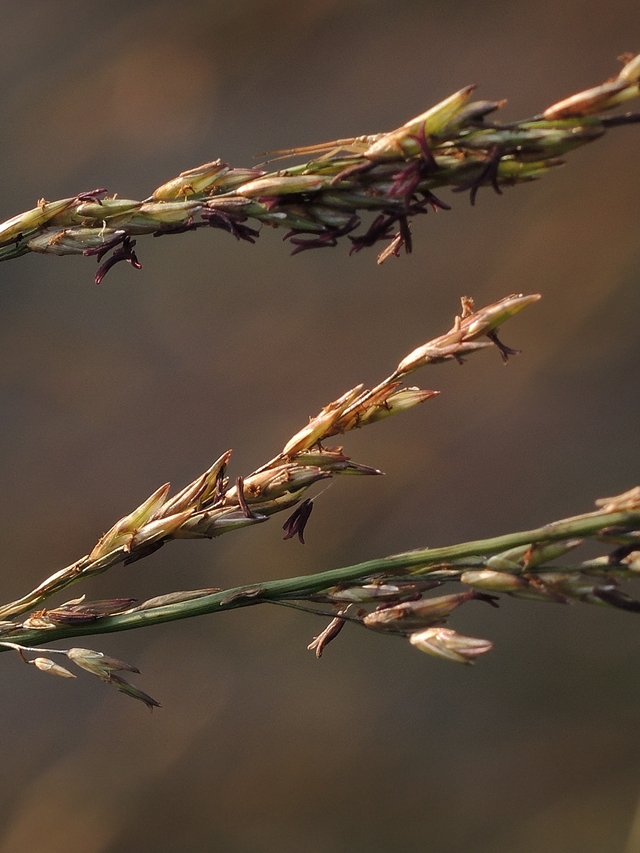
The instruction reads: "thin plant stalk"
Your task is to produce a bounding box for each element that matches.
[1,491,638,650]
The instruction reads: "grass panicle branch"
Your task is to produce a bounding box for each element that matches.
[1,486,638,699]
[0,54,638,282]
[2,54,639,710]
[0,293,536,627]
[0,641,160,709]
[0,293,545,706]
[1,288,639,705]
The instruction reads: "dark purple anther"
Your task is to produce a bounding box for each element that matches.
[201,209,260,243]
[74,188,108,204]
[453,145,504,206]
[282,498,314,544]
[486,329,522,364]
[388,125,439,208]
[348,213,396,253]
[153,218,206,237]
[235,476,258,520]
[93,236,142,285]
[285,215,360,255]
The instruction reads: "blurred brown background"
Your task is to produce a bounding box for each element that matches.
[0,2,639,851]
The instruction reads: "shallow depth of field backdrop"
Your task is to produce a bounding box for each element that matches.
[0,3,640,852]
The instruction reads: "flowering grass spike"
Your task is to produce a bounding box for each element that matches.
[0,54,638,282]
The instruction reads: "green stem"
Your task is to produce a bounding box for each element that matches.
[2,507,638,650]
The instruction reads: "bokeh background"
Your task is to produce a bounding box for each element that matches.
[0,2,639,851]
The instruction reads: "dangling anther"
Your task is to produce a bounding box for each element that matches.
[487,329,521,363]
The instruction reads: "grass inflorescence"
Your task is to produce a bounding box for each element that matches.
[0,54,638,283]
[2,55,640,709]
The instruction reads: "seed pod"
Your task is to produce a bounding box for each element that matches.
[356,387,439,426]
[0,198,78,244]
[227,465,331,504]
[32,658,76,678]
[177,506,267,539]
[89,484,171,561]
[69,199,143,224]
[153,160,231,200]
[234,175,328,198]
[544,80,632,119]
[459,293,541,340]
[161,451,231,516]
[460,570,527,592]
[365,86,476,160]
[102,201,202,232]
[282,385,364,456]
[67,647,140,678]
[363,590,496,633]
[128,509,193,551]
[27,227,125,255]
[619,53,640,83]
[409,627,493,664]
[438,99,506,134]
[206,168,267,194]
